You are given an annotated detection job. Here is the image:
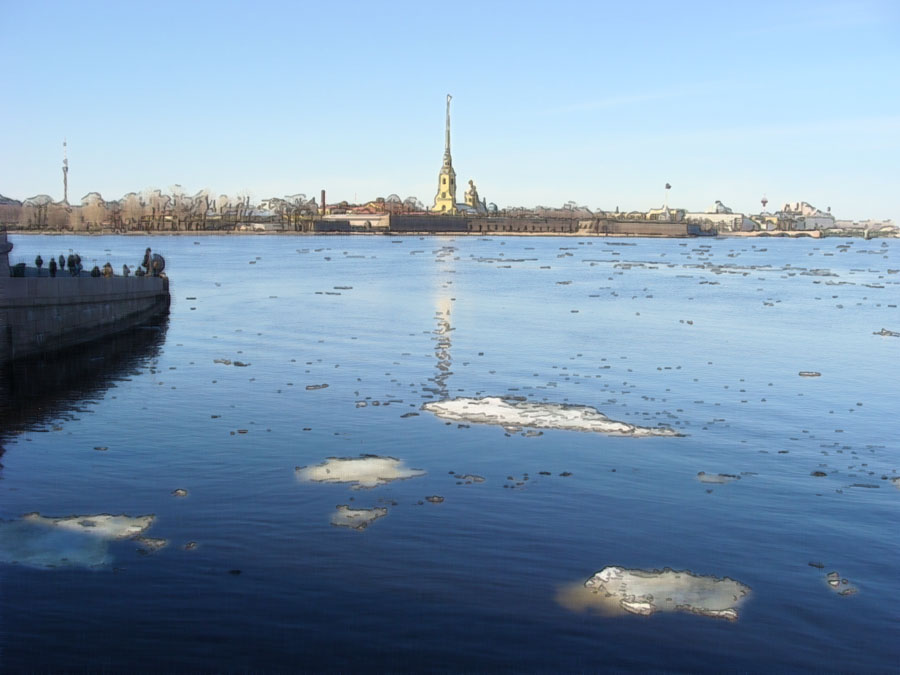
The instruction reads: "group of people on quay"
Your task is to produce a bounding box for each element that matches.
[26,247,164,278]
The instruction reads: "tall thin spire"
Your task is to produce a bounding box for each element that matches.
[433,94,458,214]
[444,94,452,163]
[62,138,69,204]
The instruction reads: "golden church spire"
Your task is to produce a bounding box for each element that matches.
[432,94,457,214]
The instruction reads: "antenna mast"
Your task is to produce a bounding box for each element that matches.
[62,139,69,204]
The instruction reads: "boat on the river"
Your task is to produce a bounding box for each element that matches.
[0,232,170,365]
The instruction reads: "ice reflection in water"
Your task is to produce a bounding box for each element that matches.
[0,513,157,569]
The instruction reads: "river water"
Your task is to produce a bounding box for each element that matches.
[1,234,898,672]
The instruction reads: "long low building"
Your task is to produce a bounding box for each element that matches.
[381,214,714,237]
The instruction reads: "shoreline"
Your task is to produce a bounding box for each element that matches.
[3,228,895,239]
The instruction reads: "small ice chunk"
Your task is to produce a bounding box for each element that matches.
[22,513,155,539]
[560,566,750,621]
[696,472,740,484]
[455,474,485,483]
[423,397,679,437]
[135,537,168,553]
[825,570,858,595]
[330,505,387,530]
[297,455,426,489]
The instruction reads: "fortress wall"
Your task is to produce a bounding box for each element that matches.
[587,219,696,236]
[388,215,468,233]
[468,217,581,234]
[311,220,351,233]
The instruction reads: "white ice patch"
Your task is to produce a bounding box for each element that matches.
[696,472,740,484]
[0,519,110,569]
[22,513,155,539]
[423,397,679,437]
[0,513,158,570]
[296,455,426,489]
[330,505,388,530]
[559,566,750,621]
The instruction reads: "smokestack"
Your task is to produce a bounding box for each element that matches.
[321,189,326,215]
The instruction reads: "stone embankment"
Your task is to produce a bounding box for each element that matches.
[0,233,170,364]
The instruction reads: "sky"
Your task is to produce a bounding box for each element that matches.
[2,0,898,220]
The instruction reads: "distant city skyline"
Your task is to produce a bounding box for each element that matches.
[2,0,898,221]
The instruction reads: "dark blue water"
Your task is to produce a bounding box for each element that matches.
[1,234,898,672]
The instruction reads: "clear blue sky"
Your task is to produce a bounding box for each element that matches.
[2,0,898,220]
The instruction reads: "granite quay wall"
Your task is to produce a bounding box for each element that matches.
[467,217,582,234]
[586,219,704,237]
[388,215,468,233]
[1,275,169,363]
[310,220,351,233]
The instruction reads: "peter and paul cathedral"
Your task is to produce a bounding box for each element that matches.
[432,94,458,214]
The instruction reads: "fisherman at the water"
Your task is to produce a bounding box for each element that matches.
[90,265,101,277]
[75,254,82,275]
[49,258,57,277]
[102,262,114,278]
[122,264,130,277]
[150,254,162,277]
[35,255,43,275]
[67,254,76,276]
[58,254,65,271]
[142,247,152,273]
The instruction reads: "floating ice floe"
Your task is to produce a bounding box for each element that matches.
[454,474,485,483]
[696,472,740,484]
[330,505,387,530]
[423,397,679,437]
[135,537,168,553]
[0,513,157,570]
[559,566,750,621]
[826,570,858,596]
[296,455,426,489]
[22,513,155,539]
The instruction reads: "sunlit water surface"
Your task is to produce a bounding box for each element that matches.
[1,234,898,672]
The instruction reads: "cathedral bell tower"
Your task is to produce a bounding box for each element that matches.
[432,94,458,214]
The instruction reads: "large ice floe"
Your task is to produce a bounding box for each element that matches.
[558,566,751,621]
[22,513,155,539]
[330,505,388,530]
[423,397,680,437]
[296,455,426,489]
[0,513,156,569]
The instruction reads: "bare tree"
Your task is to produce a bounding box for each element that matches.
[120,192,145,229]
[80,192,108,229]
